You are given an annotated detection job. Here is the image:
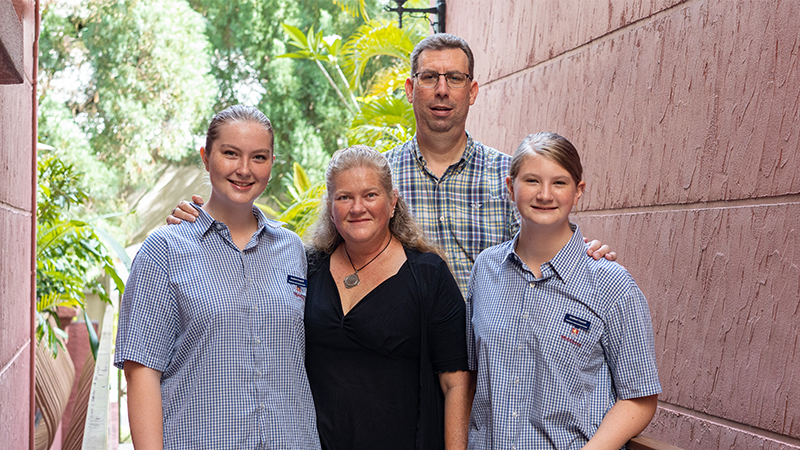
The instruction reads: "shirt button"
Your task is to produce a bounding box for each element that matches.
[439,215,445,222]
[522,312,528,319]
[253,305,258,312]
[511,410,518,418]
[514,377,520,385]
[517,344,523,351]
[257,371,262,377]
[529,281,535,288]
[255,338,261,345]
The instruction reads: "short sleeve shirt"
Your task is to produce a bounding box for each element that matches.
[114,207,321,449]
[384,133,519,295]
[466,224,661,450]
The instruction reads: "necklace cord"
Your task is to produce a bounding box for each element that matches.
[344,234,393,273]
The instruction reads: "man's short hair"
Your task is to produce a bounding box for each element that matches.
[410,33,475,79]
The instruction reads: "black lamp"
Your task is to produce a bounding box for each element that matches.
[385,0,446,33]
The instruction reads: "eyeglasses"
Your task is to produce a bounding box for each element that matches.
[413,71,472,88]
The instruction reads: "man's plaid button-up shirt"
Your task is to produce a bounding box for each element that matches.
[385,132,519,295]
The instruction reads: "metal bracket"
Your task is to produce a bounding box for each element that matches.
[385,0,446,34]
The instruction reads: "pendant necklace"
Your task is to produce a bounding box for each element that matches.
[343,234,392,289]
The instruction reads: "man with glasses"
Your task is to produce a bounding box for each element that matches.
[166,34,612,295]
[386,33,611,295]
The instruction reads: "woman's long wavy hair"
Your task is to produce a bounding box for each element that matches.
[305,145,444,260]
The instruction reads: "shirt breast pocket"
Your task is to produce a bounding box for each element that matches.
[254,268,307,321]
[554,309,605,371]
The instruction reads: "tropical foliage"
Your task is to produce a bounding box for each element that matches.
[258,163,325,238]
[264,0,431,231]
[38,0,435,237]
[278,1,430,153]
[36,149,127,358]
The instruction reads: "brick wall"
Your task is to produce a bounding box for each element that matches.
[0,0,37,448]
[448,0,800,448]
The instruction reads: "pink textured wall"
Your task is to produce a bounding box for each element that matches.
[449,0,800,448]
[0,0,37,448]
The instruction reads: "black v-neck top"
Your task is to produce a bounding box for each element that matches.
[305,248,467,450]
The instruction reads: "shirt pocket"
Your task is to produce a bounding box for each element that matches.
[545,305,605,375]
[247,267,308,342]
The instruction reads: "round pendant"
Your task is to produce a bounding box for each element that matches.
[343,273,360,289]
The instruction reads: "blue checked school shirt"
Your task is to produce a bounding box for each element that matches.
[385,132,519,295]
[114,206,320,450]
[466,224,661,450]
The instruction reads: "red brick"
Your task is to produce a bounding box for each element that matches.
[645,407,799,449]
[451,0,685,83]
[466,0,800,207]
[10,0,36,82]
[576,202,800,442]
[0,347,32,449]
[0,84,34,208]
[0,207,32,366]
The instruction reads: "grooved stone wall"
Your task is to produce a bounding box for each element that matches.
[448,0,800,448]
[0,0,36,448]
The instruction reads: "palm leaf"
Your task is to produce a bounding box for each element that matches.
[366,63,410,97]
[277,183,325,237]
[36,220,89,256]
[281,23,311,50]
[293,162,313,194]
[333,0,369,20]
[255,202,280,218]
[83,308,100,360]
[347,94,416,151]
[341,19,418,90]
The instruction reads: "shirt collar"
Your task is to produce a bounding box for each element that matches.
[192,204,275,246]
[191,205,217,237]
[503,223,586,283]
[548,223,586,283]
[410,131,476,173]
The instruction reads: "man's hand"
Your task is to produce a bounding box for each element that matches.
[166,195,204,224]
[584,238,616,261]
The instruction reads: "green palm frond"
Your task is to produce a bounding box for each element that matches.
[276,184,325,238]
[366,62,410,97]
[257,162,326,237]
[255,201,280,218]
[347,94,416,152]
[333,0,369,21]
[341,19,418,90]
[36,291,81,315]
[292,161,313,196]
[36,219,90,256]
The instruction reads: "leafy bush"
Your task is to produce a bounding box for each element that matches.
[36,150,126,358]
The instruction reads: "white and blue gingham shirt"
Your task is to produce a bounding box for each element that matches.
[115,206,320,449]
[385,133,519,295]
[466,224,661,450]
